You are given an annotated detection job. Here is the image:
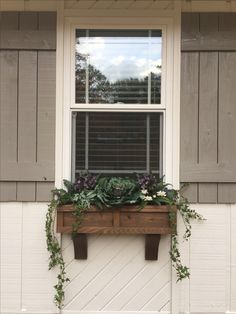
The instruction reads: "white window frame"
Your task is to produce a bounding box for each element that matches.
[61,16,179,188]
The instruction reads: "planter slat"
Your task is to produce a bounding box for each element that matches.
[56,204,176,261]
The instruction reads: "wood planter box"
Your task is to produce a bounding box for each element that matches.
[57,204,176,261]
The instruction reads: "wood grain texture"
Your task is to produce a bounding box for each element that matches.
[16,182,36,202]
[182,13,236,51]
[38,12,56,31]
[36,182,54,202]
[18,51,37,164]
[180,52,199,175]
[181,13,236,203]
[57,205,175,235]
[0,161,54,181]
[218,184,236,204]
[0,51,18,166]
[73,234,88,259]
[145,234,161,260]
[0,12,56,50]
[19,12,38,30]
[199,52,218,164]
[0,182,17,201]
[0,12,56,201]
[0,12,19,30]
[181,162,236,183]
[181,183,198,203]
[37,51,56,165]
[198,183,217,204]
[0,30,56,50]
[219,52,236,165]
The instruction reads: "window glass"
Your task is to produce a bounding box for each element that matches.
[75,29,162,104]
[73,112,163,176]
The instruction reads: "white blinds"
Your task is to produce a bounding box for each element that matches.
[74,112,162,175]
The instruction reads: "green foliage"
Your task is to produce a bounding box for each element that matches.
[45,199,69,309]
[94,176,140,208]
[45,173,204,308]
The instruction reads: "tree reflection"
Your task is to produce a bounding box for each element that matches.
[75,52,161,104]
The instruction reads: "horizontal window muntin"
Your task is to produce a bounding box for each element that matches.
[75,29,162,106]
[71,111,163,180]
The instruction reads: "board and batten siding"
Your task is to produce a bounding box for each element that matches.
[0,12,56,201]
[181,13,236,204]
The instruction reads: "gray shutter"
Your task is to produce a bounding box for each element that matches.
[181,13,236,203]
[0,12,56,201]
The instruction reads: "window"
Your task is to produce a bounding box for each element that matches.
[75,29,162,105]
[72,112,163,176]
[61,17,179,185]
[70,28,165,181]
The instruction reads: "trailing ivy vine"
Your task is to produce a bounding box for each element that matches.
[45,173,204,308]
[45,198,69,309]
[169,193,204,281]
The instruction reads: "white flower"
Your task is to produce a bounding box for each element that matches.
[144,196,152,201]
[129,200,136,204]
[157,191,166,197]
[141,189,148,195]
[152,195,157,198]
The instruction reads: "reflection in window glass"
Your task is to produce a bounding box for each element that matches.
[75,30,162,104]
[73,112,163,176]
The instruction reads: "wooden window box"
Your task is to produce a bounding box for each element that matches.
[57,204,176,261]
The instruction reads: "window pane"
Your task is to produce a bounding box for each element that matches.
[75,29,162,104]
[74,112,162,175]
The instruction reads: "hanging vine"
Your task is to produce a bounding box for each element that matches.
[45,173,204,308]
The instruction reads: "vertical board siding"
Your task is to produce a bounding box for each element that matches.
[0,51,18,200]
[0,51,18,165]
[181,13,236,203]
[0,12,56,202]
[198,52,218,164]
[218,53,236,164]
[18,51,37,163]
[37,51,56,165]
[180,52,199,165]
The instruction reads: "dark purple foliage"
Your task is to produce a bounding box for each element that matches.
[74,173,97,192]
[137,173,157,190]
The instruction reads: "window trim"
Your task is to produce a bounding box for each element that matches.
[62,16,178,187]
[71,25,166,109]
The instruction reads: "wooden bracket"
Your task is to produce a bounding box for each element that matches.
[73,234,87,259]
[145,234,161,260]
[73,233,161,261]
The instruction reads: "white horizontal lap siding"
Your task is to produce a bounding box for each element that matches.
[0,202,171,314]
[0,203,57,314]
[179,204,236,314]
[1,203,236,314]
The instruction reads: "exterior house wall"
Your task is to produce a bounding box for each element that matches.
[1,3,236,314]
[0,11,56,201]
[180,13,236,204]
